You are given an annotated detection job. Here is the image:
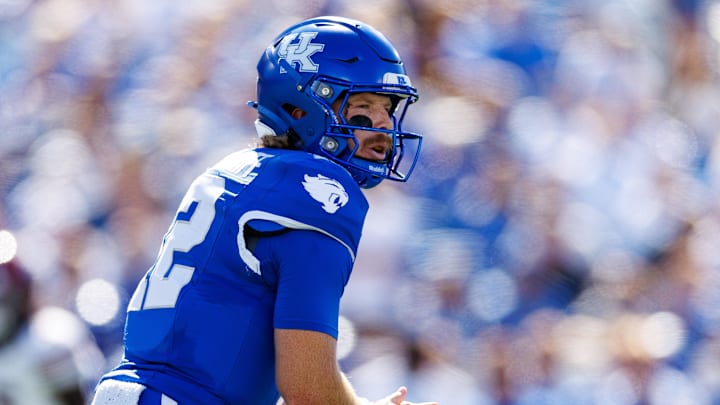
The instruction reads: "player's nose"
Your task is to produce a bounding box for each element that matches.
[370,109,392,130]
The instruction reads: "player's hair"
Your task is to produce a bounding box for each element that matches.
[259,133,294,149]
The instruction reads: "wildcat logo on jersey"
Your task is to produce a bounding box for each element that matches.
[302,174,349,214]
[278,32,325,73]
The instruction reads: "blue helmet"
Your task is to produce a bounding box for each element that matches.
[249,16,423,188]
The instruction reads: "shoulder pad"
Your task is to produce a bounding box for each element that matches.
[216,149,369,272]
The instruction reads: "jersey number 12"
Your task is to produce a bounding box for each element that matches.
[128,175,225,310]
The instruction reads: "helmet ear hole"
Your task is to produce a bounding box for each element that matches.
[283,104,307,120]
[281,104,295,114]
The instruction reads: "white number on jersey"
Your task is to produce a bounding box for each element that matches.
[128,175,225,310]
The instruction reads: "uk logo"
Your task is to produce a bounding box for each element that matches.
[302,174,349,214]
[278,32,325,73]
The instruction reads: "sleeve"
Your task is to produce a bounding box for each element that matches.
[256,228,354,339]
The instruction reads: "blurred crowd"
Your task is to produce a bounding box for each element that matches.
[3,0,720,404]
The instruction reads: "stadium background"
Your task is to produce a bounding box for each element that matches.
[2,0,720,403]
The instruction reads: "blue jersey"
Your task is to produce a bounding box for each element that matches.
[99,148,369,404]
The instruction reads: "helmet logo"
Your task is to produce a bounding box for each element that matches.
[278,32,325,73]
[383,72,412,87]
[302,174,349,214]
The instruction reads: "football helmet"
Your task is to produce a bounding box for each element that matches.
[249,16,423,188]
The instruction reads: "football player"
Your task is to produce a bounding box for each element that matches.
[91,16,436,405]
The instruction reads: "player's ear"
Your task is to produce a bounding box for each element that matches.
[291,107,306,119]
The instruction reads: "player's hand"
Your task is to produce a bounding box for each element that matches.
[373,386,438,405]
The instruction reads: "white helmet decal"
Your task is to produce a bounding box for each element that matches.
[302,174,349,214]
[383,72,412,87]
[278,32,325,73]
